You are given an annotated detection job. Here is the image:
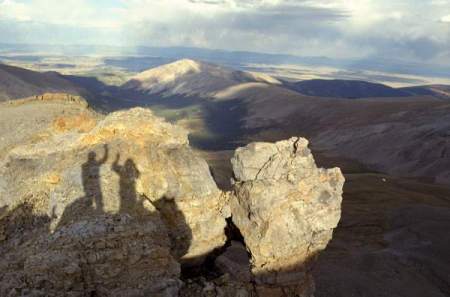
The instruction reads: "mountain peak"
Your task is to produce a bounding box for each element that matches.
[122,59,280,98]
[131,59,203,84]
[172,58,202,69]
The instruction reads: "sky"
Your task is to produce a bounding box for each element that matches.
[0,0,449,66]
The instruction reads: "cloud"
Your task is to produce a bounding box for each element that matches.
[0,0,30,21]
[113,0,356,57]
[0,0,449,66]
[0,0,121,28]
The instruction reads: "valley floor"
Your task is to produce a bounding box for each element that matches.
[315,173,450,297]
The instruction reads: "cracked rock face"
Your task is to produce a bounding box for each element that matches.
[230,137,344,296]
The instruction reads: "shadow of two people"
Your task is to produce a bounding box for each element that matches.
[57,144,192,259]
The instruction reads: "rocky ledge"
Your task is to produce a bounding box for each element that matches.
[0,101,344,297]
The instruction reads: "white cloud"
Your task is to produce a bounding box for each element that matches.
[0,0,30,21]
[0,0,121,28]
[432,0,450,5]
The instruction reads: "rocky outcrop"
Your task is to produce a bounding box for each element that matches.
[0,105,228,296]
[1,92,89,107]
[230,138,344,296]
[0,99,343,296]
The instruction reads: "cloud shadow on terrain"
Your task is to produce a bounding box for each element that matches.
[71,77,253,150]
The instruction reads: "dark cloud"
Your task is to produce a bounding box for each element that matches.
[121,1,348,55]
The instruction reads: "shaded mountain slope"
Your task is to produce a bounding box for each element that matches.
[215,82,450,184]
[0,63,83,101]
[286,79,411,99]
[400,84,450,100]
[61,74,124,111]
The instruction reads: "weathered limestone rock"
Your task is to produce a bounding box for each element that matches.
[230,137,344,296]
[0,105,228,296]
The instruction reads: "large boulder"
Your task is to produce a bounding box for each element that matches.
[0,103,228,296]
[230,137,344,296]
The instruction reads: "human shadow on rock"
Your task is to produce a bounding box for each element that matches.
[82,144,109,213]
[57,149,193,261]
[111,153,192,259]
[57,145,109,226]
[112,153,141,215]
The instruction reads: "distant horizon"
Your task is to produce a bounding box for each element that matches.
[1,42,450,88]
[0,42,336,58]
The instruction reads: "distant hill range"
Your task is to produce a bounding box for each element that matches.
[285,79,411,99]
[285,79,450,100]
[0,62,118,110]
[400,85,450,100]
[0,63,82,102]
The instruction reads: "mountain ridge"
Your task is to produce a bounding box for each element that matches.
[0,63,83,101]
[285,79,412,99]
[121,59,281,98]
[400,84,450,100]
